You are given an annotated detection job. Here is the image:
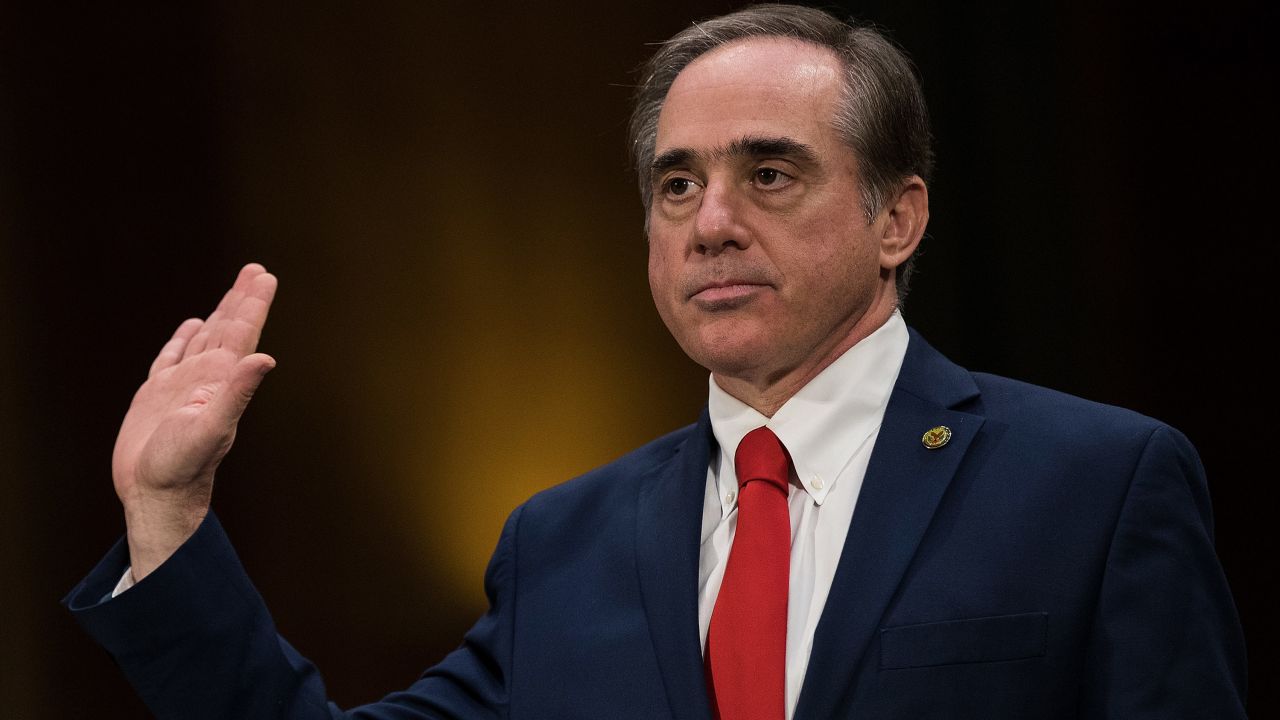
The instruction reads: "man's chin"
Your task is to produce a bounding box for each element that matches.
[686,338,774,379]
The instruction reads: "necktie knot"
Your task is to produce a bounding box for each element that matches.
[734,426,791,494]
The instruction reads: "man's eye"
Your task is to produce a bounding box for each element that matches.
[755,167,787,186]
[665,177,695,197]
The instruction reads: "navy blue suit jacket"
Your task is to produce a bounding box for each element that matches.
[67,330,1247,718]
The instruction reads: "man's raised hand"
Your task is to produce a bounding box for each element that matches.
[112,264,278,581]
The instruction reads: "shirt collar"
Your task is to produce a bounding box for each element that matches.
[708,311,909,510]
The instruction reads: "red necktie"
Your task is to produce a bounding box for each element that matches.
[707,426,791,720]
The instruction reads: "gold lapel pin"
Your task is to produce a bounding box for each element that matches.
[921,425,952,450]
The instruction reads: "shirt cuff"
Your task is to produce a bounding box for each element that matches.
[111,567,136,598]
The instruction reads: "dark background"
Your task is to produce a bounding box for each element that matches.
[1,1,1274,717]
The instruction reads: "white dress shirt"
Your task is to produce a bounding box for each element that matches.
[698,312,909,720]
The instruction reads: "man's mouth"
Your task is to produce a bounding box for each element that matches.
[689,280,771,308]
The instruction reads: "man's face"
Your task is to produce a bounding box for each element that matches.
[647,37,897,391]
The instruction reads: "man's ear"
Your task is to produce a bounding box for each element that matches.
[879,176,929,271]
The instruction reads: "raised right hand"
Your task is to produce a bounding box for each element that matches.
[112,263,278,581]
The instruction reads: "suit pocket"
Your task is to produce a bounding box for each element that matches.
[879,611,1048,670]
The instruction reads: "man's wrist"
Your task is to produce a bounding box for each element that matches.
[123,494,209,581]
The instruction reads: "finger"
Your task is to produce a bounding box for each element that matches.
[203,264,268,351]
[191,264,264,353]
[148,318,204,378]
[216,272,278,356]
[205,352,276,429]
[185,277,246,358]
[184,264,266,359]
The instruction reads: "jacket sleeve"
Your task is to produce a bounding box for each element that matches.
[63,507,521,720]
[1079,425,1247,718]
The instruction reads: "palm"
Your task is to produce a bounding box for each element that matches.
[112,264,278,511]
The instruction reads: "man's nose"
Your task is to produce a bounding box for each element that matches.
[691,182,751,256]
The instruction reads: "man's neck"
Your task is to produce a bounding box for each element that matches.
[713,301,897,417]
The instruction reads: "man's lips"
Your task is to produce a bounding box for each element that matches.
[688,280,772,307]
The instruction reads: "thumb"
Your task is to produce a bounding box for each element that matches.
[209,352,276,426]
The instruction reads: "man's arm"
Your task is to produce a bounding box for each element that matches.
[1080,425,1248,717]
[70,264,515,718]
[65,507,517,719]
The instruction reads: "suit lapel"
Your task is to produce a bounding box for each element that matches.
[635,410,716,720]
[794,331,985,720]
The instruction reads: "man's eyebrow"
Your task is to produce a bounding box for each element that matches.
[650,148,696,178]
[649,136,818,180]
[726,135,817,163]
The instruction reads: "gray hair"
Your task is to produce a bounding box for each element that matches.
[628,3,934,298]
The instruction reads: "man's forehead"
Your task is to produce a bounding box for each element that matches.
[665,37,842,99]
[655,37,844,155]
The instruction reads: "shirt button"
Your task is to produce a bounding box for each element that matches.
[725,490,736,504]
[811,475,824,490]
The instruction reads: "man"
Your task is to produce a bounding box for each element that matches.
[66,4,1246,718]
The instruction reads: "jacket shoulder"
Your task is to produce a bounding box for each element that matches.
[965,371,1197,462]
[971,371,1162,427]
[519,421,700,517]
[902,329,1180,446]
